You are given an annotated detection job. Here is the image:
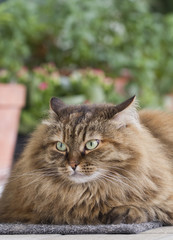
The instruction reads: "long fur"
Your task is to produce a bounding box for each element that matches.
[0,98,173,225]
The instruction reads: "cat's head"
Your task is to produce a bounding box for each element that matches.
[35,96,142,185]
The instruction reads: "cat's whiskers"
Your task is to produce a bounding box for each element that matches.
[107,166,162,190]
[7,169,61,184]
[97,173,125,197]
[19,175,43,189]
[103,165,141,181]
[107,172,143,195]
[98,169,143,198]
[106,169,137,186]
[100,172,129,188]
[107,165,135,175]
[105,165,146,188]
[98,171,124,186]
[8,170,43,182]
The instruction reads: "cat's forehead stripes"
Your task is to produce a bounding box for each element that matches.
[68,111,92,121]
[59,107,94,142]
[62,121,89,145]
[49,110,103,148]
[46,103,117,147]
[50,134,63,143]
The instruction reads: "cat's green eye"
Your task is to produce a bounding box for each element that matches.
[85,140,99,150]
[56,141,67,152]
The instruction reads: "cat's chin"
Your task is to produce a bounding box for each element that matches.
[69,171,101,184]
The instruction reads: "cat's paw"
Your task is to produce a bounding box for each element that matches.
[105,205,149,224]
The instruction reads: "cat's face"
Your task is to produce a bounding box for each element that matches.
[39,96,141,184]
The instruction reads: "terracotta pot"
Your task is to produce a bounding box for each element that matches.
[0,83,26,189]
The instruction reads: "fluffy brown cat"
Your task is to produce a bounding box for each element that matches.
[0,96,173,225]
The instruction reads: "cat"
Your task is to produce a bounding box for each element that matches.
[0,96,173,225]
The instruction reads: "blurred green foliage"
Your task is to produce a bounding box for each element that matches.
[151,0,173,14]
[0,0,173,121]
[0,0,153,72]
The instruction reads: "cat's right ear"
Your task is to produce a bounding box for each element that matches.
[50,97,66,114]
[111,96,141,129]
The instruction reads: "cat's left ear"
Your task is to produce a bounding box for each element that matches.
[111,96,140,129]
[50,97,66,114]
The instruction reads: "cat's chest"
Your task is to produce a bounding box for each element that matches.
[52,184,120,224]
[35,181,122,224]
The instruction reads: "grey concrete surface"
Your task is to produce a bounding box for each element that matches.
[0,235,173,240]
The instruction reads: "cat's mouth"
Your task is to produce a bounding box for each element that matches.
[69,169,101,184]
[69,171,87,183]
[70,171,83,178]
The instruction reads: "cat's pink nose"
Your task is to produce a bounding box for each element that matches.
[69,161,78,171]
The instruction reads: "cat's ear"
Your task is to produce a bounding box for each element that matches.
[50,97,66,114]
[111,96,140,129]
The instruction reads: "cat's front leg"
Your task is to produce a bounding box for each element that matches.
[102,205,150,224]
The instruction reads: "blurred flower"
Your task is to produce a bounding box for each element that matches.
[0,69,10,83]
[50,71,60,83]
[114,77,130,95]
[70,71,83,82]
[17,66,28,79]
[38,82,48,90]
[91,69,105,76]
[43,62,57,73]
[0,69,8,77]
[103,77,113,85]
[33,67,48,76]
[114,68,132,95]
[84,100,91,104]
[120,68,132,79]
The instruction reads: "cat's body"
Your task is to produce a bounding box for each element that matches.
[0,96,173,225]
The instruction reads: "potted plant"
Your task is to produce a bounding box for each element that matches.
[0,69,26,191]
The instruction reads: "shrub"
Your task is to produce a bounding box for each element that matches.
[0,0,172,110]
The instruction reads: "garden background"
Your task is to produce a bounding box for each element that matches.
[1,0,173,135]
